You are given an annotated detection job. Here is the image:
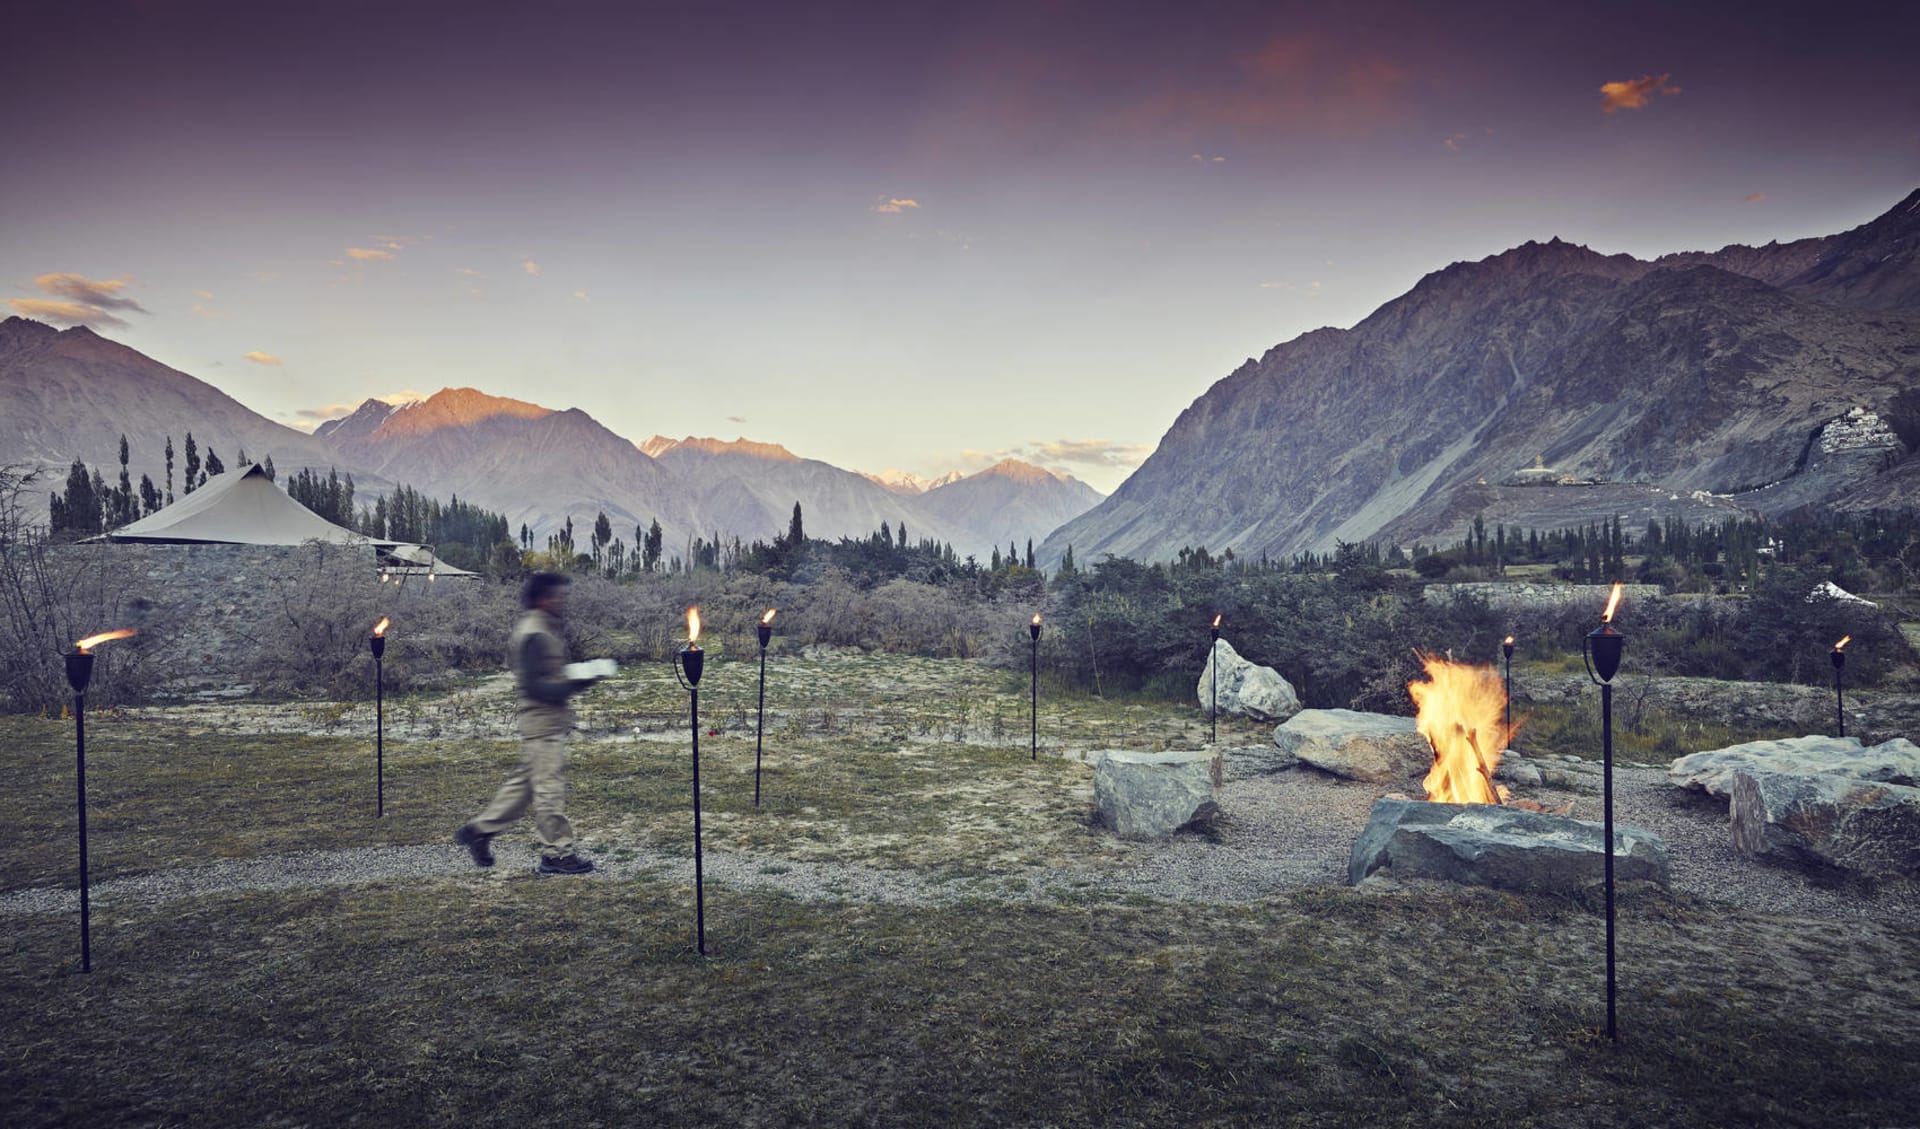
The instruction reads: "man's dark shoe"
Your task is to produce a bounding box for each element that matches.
[536,853,594,876]
[454,823,495,868]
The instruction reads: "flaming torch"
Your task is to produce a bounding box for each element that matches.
[68,628,135,973]
[1832,635,1851,738]
[1581,581,1625,1043]
[1502,635,1516,751]
[673,607,708,955]
[370,617,389,817]
[1029,614,1042,760]
[756,608,775,806]
[1210,615,1222,745]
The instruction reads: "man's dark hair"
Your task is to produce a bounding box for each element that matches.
[522,571,571,609]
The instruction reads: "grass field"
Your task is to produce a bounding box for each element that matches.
[5,654,1917,1127]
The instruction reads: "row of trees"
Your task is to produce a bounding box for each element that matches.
[47,434,270,537]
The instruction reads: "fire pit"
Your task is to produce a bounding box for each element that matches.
[1348,655,1670,895]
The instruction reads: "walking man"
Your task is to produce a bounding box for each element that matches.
[455,571,604,875]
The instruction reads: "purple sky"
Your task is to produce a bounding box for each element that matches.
[6,0,1917,491]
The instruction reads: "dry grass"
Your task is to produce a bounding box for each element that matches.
[6,654,1919,1127]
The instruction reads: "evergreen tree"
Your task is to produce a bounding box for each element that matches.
[204,447,225,477]
[643,519,664,572]
[261,455,275,482]
[1026,538,1035,569]
[164,435,176,504]
[116,435,133,526]
[139,473,160,516]
[787,502,804,547]
[183,433,200,495]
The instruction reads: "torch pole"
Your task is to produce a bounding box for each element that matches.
[1602,679,1616,1044]
[1211,638,1218,744]
[375,654,384,818]
[755,641,766,807]
[74,687,92,974]
[691,684,706,956]
[1835,664,1845,739]
[1030,633,1038,760]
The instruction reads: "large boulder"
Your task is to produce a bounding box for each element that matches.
[1349,798,1671,893]
[1199,640,1301,723]
[1669,736,1920,798]
[1274,709,1430,784]
[1729,769,1920,879]
[1093,749,1222,841]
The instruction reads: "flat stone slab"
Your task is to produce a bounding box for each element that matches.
[1731,769,1920,879]
[1093,749,1222,841]
[1349,798,1670,893]
[1669,735,1920,798]
[1274,709,1430,783]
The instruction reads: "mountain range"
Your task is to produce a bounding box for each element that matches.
[1041,188,1920,565]
[6,188,1917,568]
[0,323,1103,559]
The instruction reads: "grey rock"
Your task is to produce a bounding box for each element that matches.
[1494,756,1544,789]
[1274,709,1430,783]
[1093,750,1223,841]
[1349,798,1671,892]
[1199,640,1301,723]
[1729,769,1920,879]
[1669,736,1920,798]
[1221,744,1299,781]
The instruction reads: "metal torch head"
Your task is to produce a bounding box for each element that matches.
[1832,648,1847,671]
[65,651,95,694]
[1584,624,1625,684]
[370,634,387,660]
[678,644,705,687]
[1029,621,1042,641]
[757,623,772,649]
[1502,636,1515,661]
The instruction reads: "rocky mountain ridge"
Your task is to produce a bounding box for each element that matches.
[1041,189,1920,566]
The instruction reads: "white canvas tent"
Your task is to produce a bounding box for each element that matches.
[99,463,394,547]
[94,463,478,577]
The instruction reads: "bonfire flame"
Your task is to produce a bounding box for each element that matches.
[373,617,390,637]
[762,608,777,626]
[687,607,701,646]
[75,629,136,654]
[1602,581,1623,624]
[1834,634,1851,652]
[1410,654,1512,805]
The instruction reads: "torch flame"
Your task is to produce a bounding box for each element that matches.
[373,617,390,637]
[1503,635,1515,646]
[687,607,701,645]
[1212,614,1222,628]
[762,608,777,626]
[1409,654,1512,805]
[75,628,136,654]
[1032,613,1043,627]
[1602,582,1623,624]
[1835,635,1851,652]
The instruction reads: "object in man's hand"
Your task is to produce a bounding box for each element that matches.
[563,659,618,681]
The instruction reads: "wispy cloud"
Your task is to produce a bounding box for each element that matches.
[873,197,921,214]
[726,415,747,424]
[1599,73,1680,113]
[5,298,128,328]
[35,273,146,311]
[190,289,227,319]
[521,258,541,276]
[244,350,283,366]
[1745,191,1769,203]
[1117,33,1407,140]
[6,272,148,328]
[571,289,589,301]
[957,438,1152,475]
[346,247,394,263]
[1190,153,1229,163]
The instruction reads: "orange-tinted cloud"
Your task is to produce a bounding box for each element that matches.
[1117,34,1407,139]
[244,350,283,366]
[1599,74,1680,113]
[35,273,146,311]
[874,198,922,214]
[346,247,394,262]
[521,258,541,276]
[1745,191,1768,203]
[6,298,129,328]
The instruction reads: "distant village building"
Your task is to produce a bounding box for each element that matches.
[1817,407,1900,454]
[1508,453,1586,486]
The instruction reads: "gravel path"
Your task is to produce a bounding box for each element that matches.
[5,762,1915,924]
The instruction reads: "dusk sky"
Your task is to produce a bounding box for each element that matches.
[6,0,1917,492]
